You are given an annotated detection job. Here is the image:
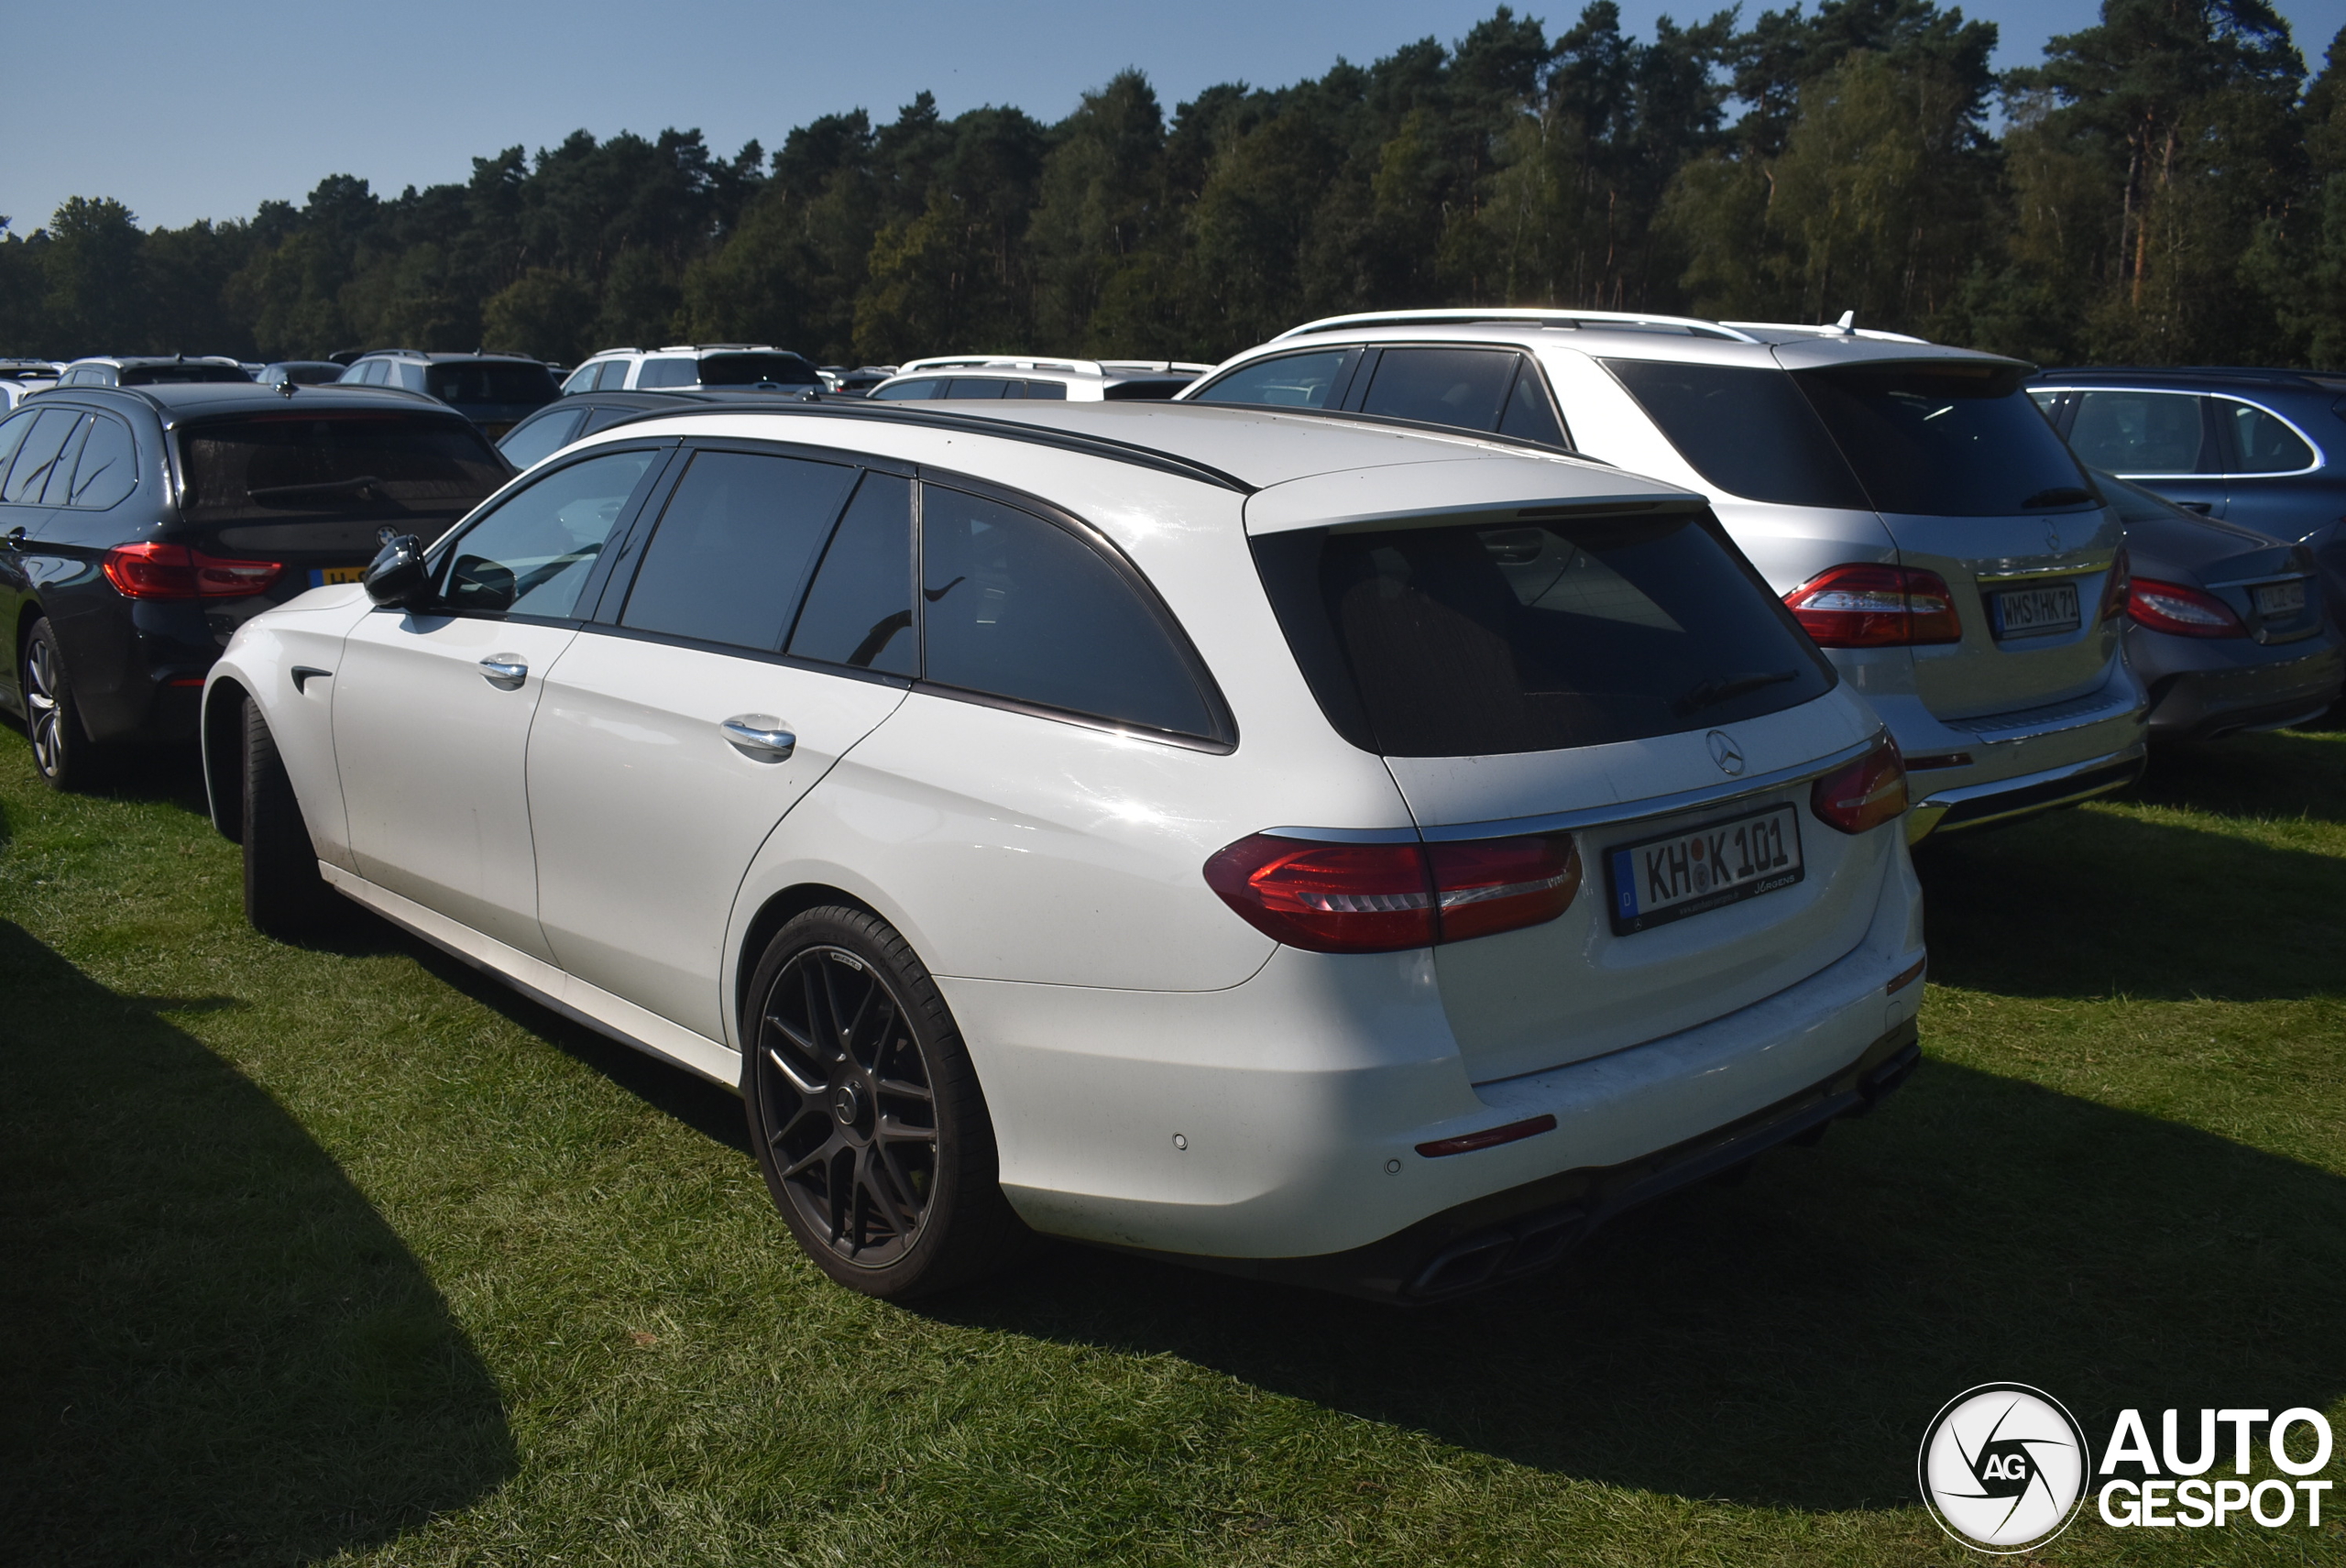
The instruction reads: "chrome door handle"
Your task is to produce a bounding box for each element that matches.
[478,654,528,689]
[720,715,796,761]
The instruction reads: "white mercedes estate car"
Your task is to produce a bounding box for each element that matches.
[203,400,1926,1302]
[1182,310,2150,842]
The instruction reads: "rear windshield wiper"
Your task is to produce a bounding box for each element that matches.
[246,474,384,503]
[1675,669,1797,716]
[2021,486,2095,509]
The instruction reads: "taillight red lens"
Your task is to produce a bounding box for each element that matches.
[1203,831,1581,953]
[1202,838,1434,953]
[1426,834,1583,942]
[103,542,283,599]
[2127,576,2245,638]
[1783,564,1961,647]
[1810,739,1909,835]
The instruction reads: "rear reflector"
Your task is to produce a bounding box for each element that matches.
[1416,1113,1558,1158]
[1886,955,1927,993]
[1203,832,1581,954]
[1783,564,1961,646]
[1810,738,1909,835]
[2128,576,2245,637]
[103,542,284,599]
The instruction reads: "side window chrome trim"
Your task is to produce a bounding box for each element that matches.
[908,680,1237,754]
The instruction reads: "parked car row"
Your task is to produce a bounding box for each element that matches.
[5,305,2336,1310]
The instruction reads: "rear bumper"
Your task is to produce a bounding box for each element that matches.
[945,841,1925,1282]
[1871,667,2148,842]
[2142,641,2343,741]
[1904,745,2145,841]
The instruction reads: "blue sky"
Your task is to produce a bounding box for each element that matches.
[8,0,2343,234]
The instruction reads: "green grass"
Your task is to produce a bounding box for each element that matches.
[2,723,2341,1567]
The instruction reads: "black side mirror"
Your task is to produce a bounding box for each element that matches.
[363,530,433,608]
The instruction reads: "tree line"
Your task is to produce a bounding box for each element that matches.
[3,0,2340,371]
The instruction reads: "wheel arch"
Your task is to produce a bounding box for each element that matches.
[731,882,887,1044]
[202,677,250,842]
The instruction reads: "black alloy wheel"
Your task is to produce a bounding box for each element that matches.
[744,907,1025,1298]
[22,617,98,790]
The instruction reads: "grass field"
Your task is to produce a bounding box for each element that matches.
[2,719,2341,1566]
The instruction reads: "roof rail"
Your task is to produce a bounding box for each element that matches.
[1719,319,1932,345]
[896,355,1107,377]
[1097,360,1214,376]
[1270,308,1762,344]
[586,396,1255,492]
[654,344,783,354]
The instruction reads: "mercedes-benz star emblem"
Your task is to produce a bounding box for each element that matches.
[1706,729,1746,776]
[2044,521,2063,553]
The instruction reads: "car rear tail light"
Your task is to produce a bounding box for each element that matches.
[1203,831,1582,954]
[2126,576,2245,637]
[1782,564,1961,646]
[1810,738,1908,835]
[1425,834,1582,942]
[2098,547,2131,622]
[103,542,283,599]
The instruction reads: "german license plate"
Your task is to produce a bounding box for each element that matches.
[307,566,367,587]
[2252,579,2307,619]
[1990,580,2080,639]
[1606,803,1804,935]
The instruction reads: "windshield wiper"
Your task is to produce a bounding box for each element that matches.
[1675,669,1797,716]
[247,474,384,503]
[2021,486,2094,510]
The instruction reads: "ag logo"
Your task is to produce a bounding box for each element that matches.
[1919,1383,2089,1552]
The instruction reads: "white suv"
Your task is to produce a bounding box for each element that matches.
[868,356,1210,402]
[562,345,823,395]
[1184,310,2149,841]
[203,400,1925,1302]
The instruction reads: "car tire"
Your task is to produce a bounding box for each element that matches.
[21,617,104,790]
[742,905,1028,1299]
[242,697,345,938]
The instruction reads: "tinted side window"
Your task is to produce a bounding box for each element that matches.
[437,448,658,619]
[2222,400,2316,473]
[0,408,38,478]
[562,365,597,394]
[1357,347,1517,432]
[596,359,632,390]
[1603,359,1869,509]
[946,378,1017,399]
[65,414,137,510]
[1191,350,1352,410]
[1496,360,1568,446]
[870,378,944,400]
[498,408,586,470]
[3,410,83,505]
[920,487,1216,738]
[637,357,696,389]
[2066,389,2205,474]
[785,471,915,674]
[620,451,859,651]
[38,416,93,506]
[1023,379,1069,400]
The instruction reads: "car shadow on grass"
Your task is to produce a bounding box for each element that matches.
[1917,793,2344,1003]
[922,1057,2345,1514]
[0,921,515,1566]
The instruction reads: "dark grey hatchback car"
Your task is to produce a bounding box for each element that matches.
[0,381,511,786]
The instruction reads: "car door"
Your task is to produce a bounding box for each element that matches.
[526,450,912,1038]
[2061,387,2229,516]
[330,444,670,959]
